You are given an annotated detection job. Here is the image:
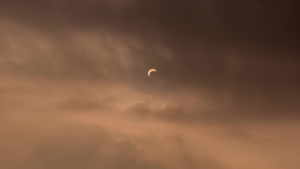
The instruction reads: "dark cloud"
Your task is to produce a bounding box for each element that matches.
[1,0,300,168]
[1,0,299,50]
[1,0,299,119]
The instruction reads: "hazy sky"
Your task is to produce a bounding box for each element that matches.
[0,1,300,169]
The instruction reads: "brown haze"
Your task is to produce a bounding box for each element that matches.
[0,1,300,169]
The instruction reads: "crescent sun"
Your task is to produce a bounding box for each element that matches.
[148,68,157,77]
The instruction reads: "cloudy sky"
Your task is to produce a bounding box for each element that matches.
[0,1,299,169]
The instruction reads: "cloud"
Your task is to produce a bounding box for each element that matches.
[1,0,299,123]
[0,118,165,169]
[0,1,300,169]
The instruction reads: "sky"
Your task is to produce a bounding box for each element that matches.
[0,0,299,169]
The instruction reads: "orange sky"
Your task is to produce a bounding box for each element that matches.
[0,1,300,169]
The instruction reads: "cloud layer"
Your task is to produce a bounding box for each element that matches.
[0,0,299,169]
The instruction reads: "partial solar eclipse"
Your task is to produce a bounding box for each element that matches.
[148,68,157,77]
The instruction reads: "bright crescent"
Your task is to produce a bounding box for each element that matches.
[148,68,157,77]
